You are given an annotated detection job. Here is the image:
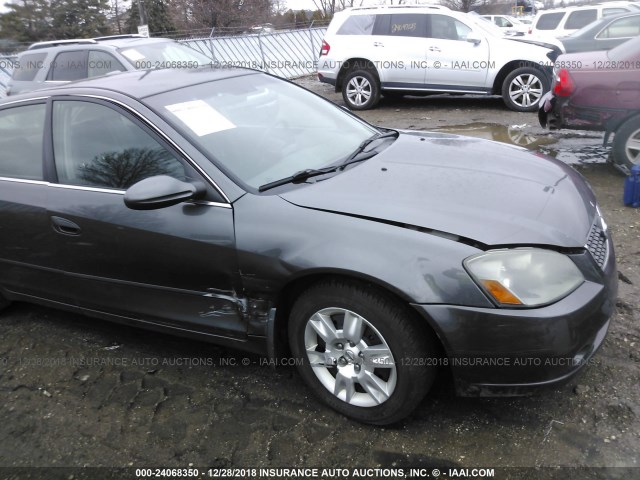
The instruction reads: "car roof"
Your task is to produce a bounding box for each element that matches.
[0,67,260,104]
[24,36,177,54]
[340,4,449,14]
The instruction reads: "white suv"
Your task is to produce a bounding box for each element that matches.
[529,3,637,38]
[317,5,562,111]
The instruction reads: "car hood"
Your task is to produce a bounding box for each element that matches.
[280,132,596,247]
[506,36,563,56]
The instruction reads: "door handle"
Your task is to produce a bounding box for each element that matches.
[373,42,384,47]
[429,46,441,52]
[51,216,81,236]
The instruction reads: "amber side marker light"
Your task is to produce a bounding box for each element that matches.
[481,280,523,305]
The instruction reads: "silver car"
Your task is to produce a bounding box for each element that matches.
[6,35,213,96]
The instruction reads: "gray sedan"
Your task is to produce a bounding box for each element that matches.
[0,67,618,424]
[561,12,640,53]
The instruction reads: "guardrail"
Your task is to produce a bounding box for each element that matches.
[0,27,327,98]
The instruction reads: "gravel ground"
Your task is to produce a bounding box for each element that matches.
[0,77,638,479]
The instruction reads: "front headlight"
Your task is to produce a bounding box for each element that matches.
[464,248,584,307]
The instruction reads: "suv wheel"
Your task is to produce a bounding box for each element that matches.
[342,69,380,110]
[288,280,436,424]
[613,116,640,174]
[502,67,548,112]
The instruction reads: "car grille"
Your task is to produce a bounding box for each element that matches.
[586,220,608,269]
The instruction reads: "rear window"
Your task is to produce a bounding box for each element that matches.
[598,16,640,39]
[536,12,564,30]
[0,104,46,180]
[565,10,597,30]
[604,8,631,16]
[337,15,375,35]
[12,53,46,81]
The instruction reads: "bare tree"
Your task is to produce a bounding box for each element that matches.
[312,0,336,17]
[440,0,486,13]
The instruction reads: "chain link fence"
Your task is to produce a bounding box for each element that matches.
[0,26,327,98]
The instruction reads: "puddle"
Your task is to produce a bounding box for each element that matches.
[540,143,611,165]
[433,122,610,165]
[433,122,556,149]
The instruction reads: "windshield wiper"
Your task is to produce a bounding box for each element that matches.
[341,129,398,166]
[258,129,398,193]
[258,166,340,192]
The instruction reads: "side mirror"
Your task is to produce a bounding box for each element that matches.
[466,33,482,45]
[124,175,206,210]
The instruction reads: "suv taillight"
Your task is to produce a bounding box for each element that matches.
[553,69,575,97]
[320,40,330,56]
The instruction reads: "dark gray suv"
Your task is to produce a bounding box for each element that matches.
[6,35,213,96]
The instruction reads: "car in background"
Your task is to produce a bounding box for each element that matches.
[560,12,640,53]
[6,35,213,96]
[248,23,275,34]
[539,36,640,172]
[482,14,530,34]
[529,3,636,37]
[0,67,616,424]
[317,4,562,111]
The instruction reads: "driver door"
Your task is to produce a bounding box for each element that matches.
[45,98,245,338]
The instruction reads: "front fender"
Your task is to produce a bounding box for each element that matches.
[233,194,491,308]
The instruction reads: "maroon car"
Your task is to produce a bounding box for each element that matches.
[539,36,640,172]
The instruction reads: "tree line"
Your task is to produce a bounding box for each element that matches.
[0,0,327,47]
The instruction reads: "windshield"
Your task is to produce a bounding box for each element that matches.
[607,35,640,61]
[147,74,377,190]
[118,41,213,68]
[466,12,506,37]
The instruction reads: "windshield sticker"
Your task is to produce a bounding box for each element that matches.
[165,100,236,136]
[120,49,146,62]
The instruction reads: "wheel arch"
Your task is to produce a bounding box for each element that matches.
[491,60,549,95]
[611,111,640,134]
[271,270,448,360]
[336,58,380,91]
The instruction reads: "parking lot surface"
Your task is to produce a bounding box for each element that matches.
[0,78,638,477]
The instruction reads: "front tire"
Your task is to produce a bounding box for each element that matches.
[613,116,640,174]
[502,67,548,112]
[342,69,381,110]
[288,280,436,424]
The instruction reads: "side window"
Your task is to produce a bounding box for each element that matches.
[337,15,375,35]
[536,12,565,30]
[0,104,45,180]
[52,101,186,189]
[88,51,126,77]
[48,50,88,81]
[496,17,512,28]
[12,53,47,81]
[564,10,597,30]
[374,14,426,37]
[598,16,640,38]
[429,15,471,41]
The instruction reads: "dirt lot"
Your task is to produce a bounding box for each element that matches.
[0,78,638,479]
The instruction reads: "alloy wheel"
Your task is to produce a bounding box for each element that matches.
[303,307,397,407]
[508,73,543,109]
[345,76,373,108]
[625,127,640,166]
